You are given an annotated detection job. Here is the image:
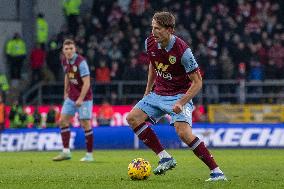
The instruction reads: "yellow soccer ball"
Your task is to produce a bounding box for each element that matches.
[128,158,151,180]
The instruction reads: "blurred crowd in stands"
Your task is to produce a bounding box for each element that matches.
[5,0,284,87]
[7,103,59,129]
[57,0,284,83]
[2,0,284,129]
[1,0,283,120]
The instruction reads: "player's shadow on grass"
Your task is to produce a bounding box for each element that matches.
[50,160,108,164]
[125,178,174,183]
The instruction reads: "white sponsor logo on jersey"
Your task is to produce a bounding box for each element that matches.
[156,70,173,80]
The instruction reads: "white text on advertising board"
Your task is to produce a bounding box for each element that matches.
[0,132,76,151]
[181,128,284,147]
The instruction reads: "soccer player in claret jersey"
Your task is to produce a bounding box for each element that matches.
[52,39,94,162]
[126,12,227,181]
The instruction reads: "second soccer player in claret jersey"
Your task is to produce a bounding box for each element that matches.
[126,11,227,181]
[53,39,94,162]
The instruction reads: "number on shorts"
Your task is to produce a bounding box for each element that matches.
[182,106,191,118]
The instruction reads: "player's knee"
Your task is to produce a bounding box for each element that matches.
[58,119,69,128]
[178,131,192,145]
[80,120,91,130]
[175,126,182,136]
[126,113,138,127]
[175,123,184,134]
[82,126,91,131]
[176,126,185,139]
[175,123,194,143]
[126,113,134,125]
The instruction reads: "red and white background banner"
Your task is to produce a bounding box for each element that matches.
[5,105,205,128]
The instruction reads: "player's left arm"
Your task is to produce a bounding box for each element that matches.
[173,71,202,113]
[76,60,91,107]
[173,48,202,114]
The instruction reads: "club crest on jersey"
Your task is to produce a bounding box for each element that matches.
[169,55,176,64]
[73,65,77,72]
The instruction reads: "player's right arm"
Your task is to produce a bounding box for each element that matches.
[143,38,156,96]
[64,74,69,100]
[144,63,156,96]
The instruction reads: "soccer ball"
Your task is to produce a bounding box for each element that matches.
[127,158,151,180]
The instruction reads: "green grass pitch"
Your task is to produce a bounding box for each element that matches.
[0,149,284,189]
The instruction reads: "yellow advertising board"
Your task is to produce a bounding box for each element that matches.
[208,105,284,123]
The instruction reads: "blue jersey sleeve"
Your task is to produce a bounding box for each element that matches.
[79,60,90,77]
[181,48,199,73]
[144,38,147,52]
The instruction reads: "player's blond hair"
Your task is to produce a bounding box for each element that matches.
[153,11,175,29]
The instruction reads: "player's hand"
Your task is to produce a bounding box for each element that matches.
[173,102,183,114]
[144,92,149,97]
[64,93,68,100]
[75,98,83,107]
